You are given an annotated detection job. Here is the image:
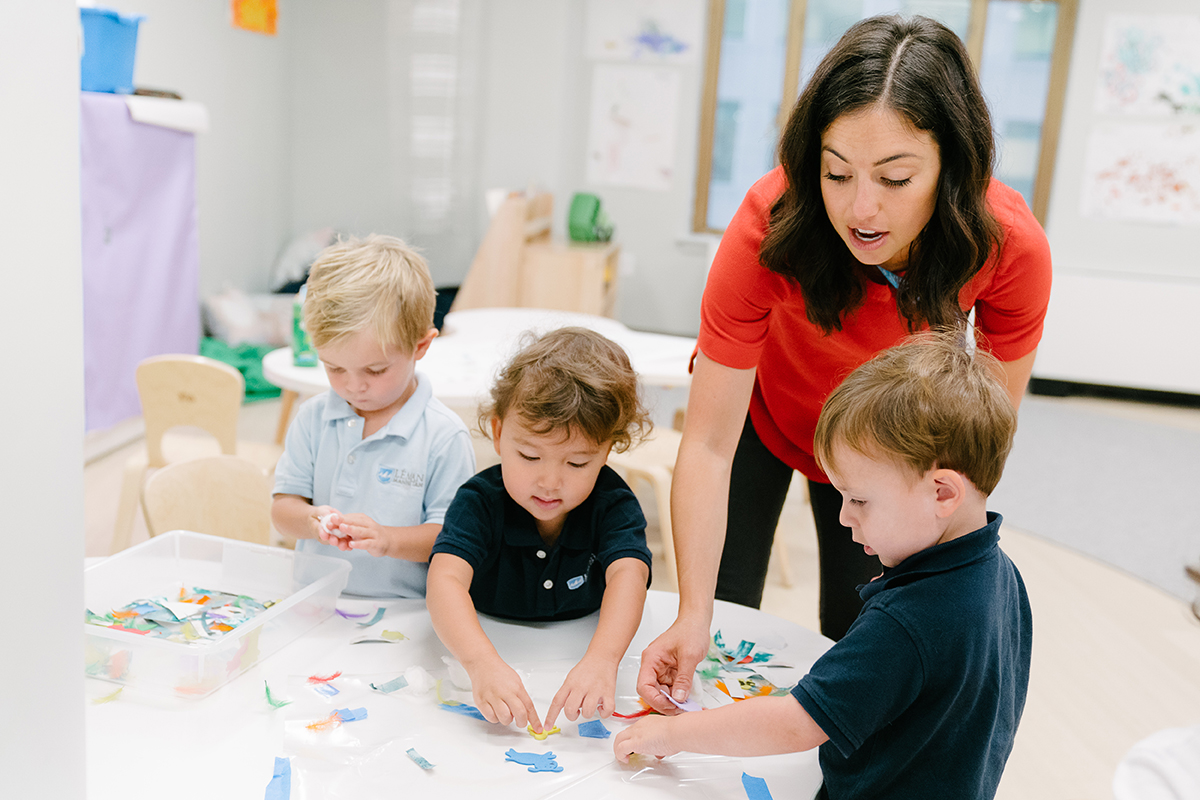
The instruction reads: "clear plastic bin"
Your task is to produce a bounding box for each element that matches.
[84,531,351,699]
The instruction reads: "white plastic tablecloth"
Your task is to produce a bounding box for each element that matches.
[86,591,829,800]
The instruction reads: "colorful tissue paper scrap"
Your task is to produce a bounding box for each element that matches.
[264,757,291,800]
[370,675,409,694]
[577,719,611,739]
[439,702,488,721]
[85,587,277,646]
[356,607,386,628]
[334,707,368,723]
[742,772,775,800]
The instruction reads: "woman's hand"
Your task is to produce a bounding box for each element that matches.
[636,615,713,714]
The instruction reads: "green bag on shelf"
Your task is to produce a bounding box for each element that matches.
[200,337,281,402]
[567,193,614,243]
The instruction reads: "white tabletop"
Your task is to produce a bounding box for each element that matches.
[87,590,829,800]
[263,308,697,409]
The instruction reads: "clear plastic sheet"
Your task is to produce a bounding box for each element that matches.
[281,655,822,799]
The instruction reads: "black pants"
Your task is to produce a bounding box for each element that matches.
[714,416,880,641]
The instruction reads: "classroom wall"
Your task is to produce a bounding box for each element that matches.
[97,0,292,296]
[1034,0,1200,392]
[286,0,487,288]
[74,1,715,334]
[475,0,713,336]
[1,3,86,797]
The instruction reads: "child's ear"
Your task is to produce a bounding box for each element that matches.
[413,327,438,359]
[930,469,966,518]
[490,416,503,456]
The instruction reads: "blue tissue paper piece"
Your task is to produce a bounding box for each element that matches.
[265,757,291,800]
[357,607,386,627]
[741,772,774,800]
[577,719,611,739]
[504,749,563,773]
[439,702,487,721]
[312,683,339,697]
[370,675,409,694]
[334,707,368,722]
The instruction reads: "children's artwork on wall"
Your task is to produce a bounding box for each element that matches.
[1095,14,1200,116]
[1081,122,1200,226]
[584,0,704,64]
[232,0,277,36]
[586,64,680,191]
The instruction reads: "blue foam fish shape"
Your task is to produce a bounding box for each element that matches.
[504,749,563,773]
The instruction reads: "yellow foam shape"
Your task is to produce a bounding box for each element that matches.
[527,724,561,740]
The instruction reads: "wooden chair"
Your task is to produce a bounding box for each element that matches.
[142,455,273,545]
[608,426,795,591]
[111,354,282,553]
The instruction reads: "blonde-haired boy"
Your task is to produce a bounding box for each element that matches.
[617,330,1032,800]
[272,235,475,597]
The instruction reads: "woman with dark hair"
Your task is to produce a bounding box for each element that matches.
[638,15,1051,711]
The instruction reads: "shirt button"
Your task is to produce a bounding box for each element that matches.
[347,419,356,427]
[536,550,547,559]
[347,454,356,464]
[543,579,553,590]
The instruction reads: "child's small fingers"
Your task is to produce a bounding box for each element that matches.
[543,695,566,731]
[481,700,506,726]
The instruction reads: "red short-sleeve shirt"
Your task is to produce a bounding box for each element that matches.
[698,167,1052,483]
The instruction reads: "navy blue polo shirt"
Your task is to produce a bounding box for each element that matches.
[792,513,1032,800]
[431,465,651,621]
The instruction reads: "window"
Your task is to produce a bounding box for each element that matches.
[693,0,1078,232]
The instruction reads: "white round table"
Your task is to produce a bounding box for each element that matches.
[263,308,697,443]
[87,590,830,800]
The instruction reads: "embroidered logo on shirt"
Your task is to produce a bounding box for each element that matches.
[376,466,425,488]
[567,575,586,590]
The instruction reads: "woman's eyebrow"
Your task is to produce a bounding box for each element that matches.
[822,146,921,167]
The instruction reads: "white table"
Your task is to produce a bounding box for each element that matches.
[263,308,697,444]
[87,590,830,800]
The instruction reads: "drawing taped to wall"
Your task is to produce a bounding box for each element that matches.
[1081,122,1200,226]
[584,0,703,64]
[586,64,680,191]
[1095,14,1200,116]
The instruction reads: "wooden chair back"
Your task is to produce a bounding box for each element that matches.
[451,192,553,311]
[136,354,245,467]
[141,455,272,545]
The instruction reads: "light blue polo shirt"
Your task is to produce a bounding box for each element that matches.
[273,374,476,597]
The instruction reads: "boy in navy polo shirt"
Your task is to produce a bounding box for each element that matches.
[272,235,475,597]
[428,327,653,736]
[615,331,1032,800]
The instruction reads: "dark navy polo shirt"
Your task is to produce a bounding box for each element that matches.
[431,464,651,621]
[792,513,1032,799]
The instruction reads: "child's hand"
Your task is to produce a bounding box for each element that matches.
[613,714,679,763]
[468,657,543,733]
[544,654,616,730]
[312,506,352,550]
[335,513,392,557]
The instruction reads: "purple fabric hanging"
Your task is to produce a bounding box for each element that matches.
[80,91,200,432]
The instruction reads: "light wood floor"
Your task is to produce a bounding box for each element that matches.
[84,395,1200,800]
